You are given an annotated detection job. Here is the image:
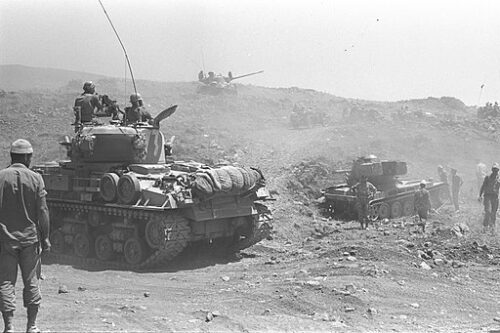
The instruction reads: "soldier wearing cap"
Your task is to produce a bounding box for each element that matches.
[479,163,500,234]
[351,176,377,230]
[73,81,102,124]
[0,139,50,333]
[414,180,432,232]
[124,93,153,124]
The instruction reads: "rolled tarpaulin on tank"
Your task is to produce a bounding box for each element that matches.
[192,172,214,196]
[222,166,244,191]
[215,168,233,192]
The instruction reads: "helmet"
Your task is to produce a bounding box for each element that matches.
[130,93,143,103]
[10,139,33,154]
[420,180,426,186]
[83,81,95,92]
[492,163,499,171]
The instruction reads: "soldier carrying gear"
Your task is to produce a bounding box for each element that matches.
[414,180,432,233]
[124,93,153,124]
[0,139,51,333]
[479,163,500,234]
[351,175,377,230]
[74,80,102,126]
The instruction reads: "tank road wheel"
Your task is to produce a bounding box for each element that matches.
[50,230,65,254]
[117,174,141,204]
[100,173,120,202]
[391,201,402,219]
[145,216,168,249]
[95,235,114,261]
[402,200,414,217]
[368,204,379,221]
[378,203,391,219]
[74,233,93,258]
[123,237,148,266]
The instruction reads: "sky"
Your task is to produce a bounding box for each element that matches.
[1,0,500,105]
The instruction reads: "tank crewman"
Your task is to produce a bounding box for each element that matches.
[351,176,377,230]
[73,81,102,123]
[450,168,463,212]
[479,163,500,234]
[0,139,50,333]
[414,180,432,233]
[124,93,153,124]
[198,70,205,82]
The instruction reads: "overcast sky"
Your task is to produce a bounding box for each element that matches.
[1,0,499,105]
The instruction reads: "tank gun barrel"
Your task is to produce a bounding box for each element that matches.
[230,70,264,81]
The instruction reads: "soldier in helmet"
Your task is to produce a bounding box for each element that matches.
[479,163,500,234]
[351,175,377,229]
[0,139,51,333]
[73,81,102,124]
[124,93,153,124]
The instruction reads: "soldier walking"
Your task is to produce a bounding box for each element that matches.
[414,180,432,233]
[450,168,463,212]
[479,163,500,234]
[0,139,51,333]
[352,176,377,230]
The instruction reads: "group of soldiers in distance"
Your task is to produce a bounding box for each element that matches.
[73,81,153,128]
[350,162,500,234]
[198,70,233,85]
[477,101,500,119]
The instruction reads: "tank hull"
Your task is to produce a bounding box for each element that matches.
[322,180,448,220]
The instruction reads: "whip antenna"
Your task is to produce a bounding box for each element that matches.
[98,0,137,95]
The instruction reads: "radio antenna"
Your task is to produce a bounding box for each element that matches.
[98,0,138,95]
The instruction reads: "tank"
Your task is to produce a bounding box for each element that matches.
[33,107,273,269]
[319,155,448,220]
[197,70,264,95]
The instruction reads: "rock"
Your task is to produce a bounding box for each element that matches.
[77,286,87,292]
[313,312,330,321]
[221,276,230,282]
[205,312,214,322]
[58,285,69,294]
[345,284,356,293]
[343,252,350,256]
[143,292,150,298]
[420,262,431,270]
[417,250,431,260]
[346,256,357,262]
[345,307,355,312]
[410,303,420,308]
[262,309,271,315]
[452,260,465,268]
[399,314,408,320]
[494,317,500,323]
[434,258,444,266]
[305,280,321,286]
[212,310,221,317]
[367,308,377,315]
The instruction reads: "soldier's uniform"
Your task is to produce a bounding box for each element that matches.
[352,179,377,229]
[74,81,102,123]
[0,139,50,333]
[450,169,463,211]
[414,181,432,232]
[479,164,500,233]
[124,93,153,124]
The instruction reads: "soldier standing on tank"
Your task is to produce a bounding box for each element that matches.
[450,168,463,212]
[352,176,377,230]
[414,180,432,233]
[0,139,51,333]
[479,163,500,234]
[124,93,153,125]
[73,81,102,124]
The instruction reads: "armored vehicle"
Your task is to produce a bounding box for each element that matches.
[33,108,273,269]
[197,70,264,95]
[320,155,447,220]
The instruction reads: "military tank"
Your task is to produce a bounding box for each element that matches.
[33,108,273,269]
[197,70,264,95]
[319,155,447,220]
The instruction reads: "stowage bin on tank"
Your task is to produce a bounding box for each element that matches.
[33,107,273,269]
[319,155,448,221]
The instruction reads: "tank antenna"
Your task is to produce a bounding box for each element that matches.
[98,0,138,95]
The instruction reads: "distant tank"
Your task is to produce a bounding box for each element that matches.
[319,155,447,220]
[197,70,264,95]
[33,108,273,269]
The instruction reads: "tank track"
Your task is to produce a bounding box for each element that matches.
[234,203,273,251]
[45,201,190,270]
